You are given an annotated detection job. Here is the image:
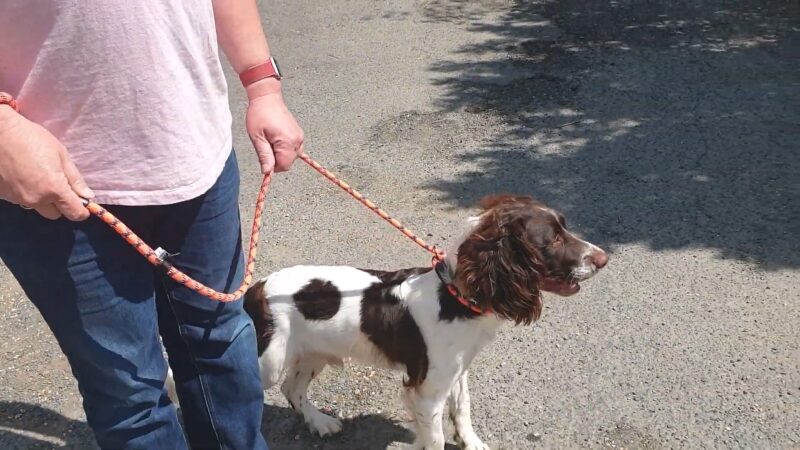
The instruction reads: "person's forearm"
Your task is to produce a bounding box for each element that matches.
[213,0,280,97]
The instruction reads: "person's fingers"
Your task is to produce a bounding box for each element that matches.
[54,197,90,221]
[273,146,296,172]
[252,137,275,175]
[51,181,90,221]
[61,150,95,199]
[35,203,62,220]
[274,134,303,173]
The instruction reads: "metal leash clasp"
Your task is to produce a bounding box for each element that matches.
[154,247,180,272]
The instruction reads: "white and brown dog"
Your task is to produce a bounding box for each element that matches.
[168,195,607,450]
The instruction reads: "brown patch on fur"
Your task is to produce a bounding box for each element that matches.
[360,268,429,387]
[243,279,274,356]
[293,279,341,321]
[360,267,431,283]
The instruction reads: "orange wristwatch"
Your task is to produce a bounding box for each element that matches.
[0,92,19,111]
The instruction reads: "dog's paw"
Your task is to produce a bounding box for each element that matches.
[306,411,343,437]
[463,443,490,450]
[460,434,490,450]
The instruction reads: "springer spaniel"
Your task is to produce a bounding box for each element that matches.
[167,195,607,450]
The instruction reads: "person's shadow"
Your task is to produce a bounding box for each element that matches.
[0,401,96,450]
[0,400,428,450]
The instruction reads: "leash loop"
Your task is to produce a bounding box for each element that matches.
[83,173,270,302]
[85,154,444,302]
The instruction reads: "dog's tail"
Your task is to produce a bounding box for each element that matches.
[243,278,274,355]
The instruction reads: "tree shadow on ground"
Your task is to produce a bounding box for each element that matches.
[423,0,799,268]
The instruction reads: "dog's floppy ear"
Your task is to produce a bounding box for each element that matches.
[478,194,538,211]
[455,207,543,324]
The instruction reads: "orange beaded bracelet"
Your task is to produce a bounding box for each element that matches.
[0,92,19,112]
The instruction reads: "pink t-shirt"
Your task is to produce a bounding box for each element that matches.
[0,0,233,205]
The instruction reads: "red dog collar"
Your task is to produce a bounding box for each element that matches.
[433,259,489,315]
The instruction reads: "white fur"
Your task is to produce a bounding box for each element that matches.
[571,240,605,281]
[263,266,500,448]
[166,266,502,449]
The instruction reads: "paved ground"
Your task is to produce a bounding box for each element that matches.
[1,0,798,449]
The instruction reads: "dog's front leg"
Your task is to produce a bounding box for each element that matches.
[448,371,489,450]
[404,385,448,450]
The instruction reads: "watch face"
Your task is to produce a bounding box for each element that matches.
[271,57,282,78]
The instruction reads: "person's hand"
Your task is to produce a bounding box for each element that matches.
[245,78,304,174]
[0,108,94,220]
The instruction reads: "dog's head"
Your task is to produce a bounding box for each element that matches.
[454,195,607,324]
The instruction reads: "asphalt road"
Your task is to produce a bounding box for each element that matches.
[1,0,798,449]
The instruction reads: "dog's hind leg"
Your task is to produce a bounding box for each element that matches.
[281,354,342,437]
[448,371,489,450]
[259,334,288,389]
[165,367,180,408]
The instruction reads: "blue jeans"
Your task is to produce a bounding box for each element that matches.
[0,152,269,450]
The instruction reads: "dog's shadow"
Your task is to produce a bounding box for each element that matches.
[0,400,459,450]
[261,403,450,450]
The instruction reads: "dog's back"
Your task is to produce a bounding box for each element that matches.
[258,266,392,369]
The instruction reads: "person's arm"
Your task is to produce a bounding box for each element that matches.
[212,0,304,174]
[0,103,93,221]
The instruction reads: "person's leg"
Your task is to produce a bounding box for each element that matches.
[0,202,187,450]
[154,151,268,450]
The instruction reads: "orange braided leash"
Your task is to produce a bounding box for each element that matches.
[298,154,446,261]
[298,155,458,305]
[84,174,271,302]
[86,154,444,302]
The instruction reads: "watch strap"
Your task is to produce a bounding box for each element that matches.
[239,58,281,87]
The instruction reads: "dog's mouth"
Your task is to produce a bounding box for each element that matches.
[540,277,580,296]
[541,262,602,296]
